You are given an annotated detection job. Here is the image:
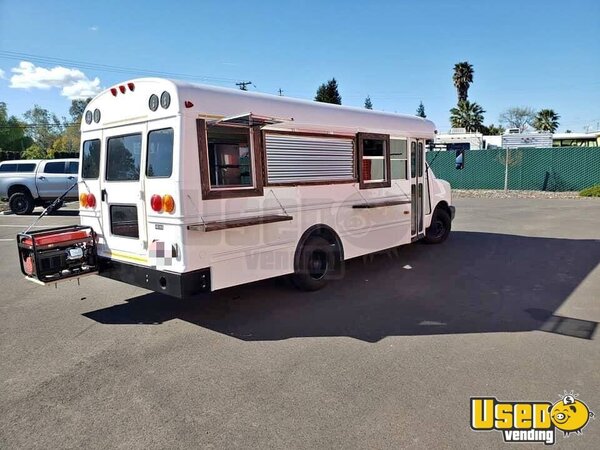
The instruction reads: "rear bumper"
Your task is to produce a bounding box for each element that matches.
[98,257,211,298]
[449,206,456,221]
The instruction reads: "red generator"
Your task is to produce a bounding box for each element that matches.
[17,225,98,283]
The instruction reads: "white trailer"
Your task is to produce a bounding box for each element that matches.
[19,78,455,297]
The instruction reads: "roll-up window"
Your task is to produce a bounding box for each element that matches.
[265,134,355,184]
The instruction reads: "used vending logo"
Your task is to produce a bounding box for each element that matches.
[470,391,594,445]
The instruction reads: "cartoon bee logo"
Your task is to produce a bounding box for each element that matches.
[550,391,595,436]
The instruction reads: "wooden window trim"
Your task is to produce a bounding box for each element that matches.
[262,130,358,187]
[196,119,264,200]
[357,132,391,189]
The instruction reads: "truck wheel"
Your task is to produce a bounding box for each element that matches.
[292,236,337,291]
[9,192,35,215]
[423,208,451,244]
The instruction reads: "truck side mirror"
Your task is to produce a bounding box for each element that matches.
[455,149,465,170]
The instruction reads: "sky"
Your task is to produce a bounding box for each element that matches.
[0,0,599,132]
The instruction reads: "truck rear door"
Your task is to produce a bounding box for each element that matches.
[99,124,148,262]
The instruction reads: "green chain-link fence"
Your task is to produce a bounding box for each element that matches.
[427,147,600,191]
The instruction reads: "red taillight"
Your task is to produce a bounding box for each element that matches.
[127,82,135,91]
[119,85,126,94]
[150,194,163,212]
[79,192,96,208]
[184,101,194,108]
[110,87,117,96]
[86,193,96,208]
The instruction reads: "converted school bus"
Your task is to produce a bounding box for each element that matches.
[19,78,455,298]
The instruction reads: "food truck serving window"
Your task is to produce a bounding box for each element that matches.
[207,125,253,188]
[196,119,264,200]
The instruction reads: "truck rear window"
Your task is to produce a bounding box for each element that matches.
[110,205,139,238]
[82,139,100,179]
[106,134,141,181]
[146,128,173,178]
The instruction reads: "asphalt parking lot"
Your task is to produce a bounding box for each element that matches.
[1,198,599,449]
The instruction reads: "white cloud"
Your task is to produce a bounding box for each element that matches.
[0,69,5,79]
[9,61,102,99]
[89,25,99,32]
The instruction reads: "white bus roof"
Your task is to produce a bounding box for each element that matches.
[83,78,436,139]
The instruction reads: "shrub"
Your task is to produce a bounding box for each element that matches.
[580,185,600,197]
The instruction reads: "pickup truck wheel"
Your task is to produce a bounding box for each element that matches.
[9,192,35,215]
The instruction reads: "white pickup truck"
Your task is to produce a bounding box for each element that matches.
[0,159,79,214]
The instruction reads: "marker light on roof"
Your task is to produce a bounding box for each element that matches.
[160,91,171,109]
[119,85,126,94]
[149,94,159,111]
[127,82,135,91]
[110,87,117,96]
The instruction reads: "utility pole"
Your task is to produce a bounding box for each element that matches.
[278,88,284,96]
[236,81,252,91]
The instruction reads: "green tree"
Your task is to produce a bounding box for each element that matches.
[315,78,342,104]
[532,109,560,133]
[0,102,32,155]
[499,107,535,132]
[449,100,485,132]
[22,144,46,159]
[481,123,505,135]
[364,95,373,110]
[416,101,426,118]
[23,105,62,153]
[50,98,93,156]
[452,61,474,103]
[69,98,92,122]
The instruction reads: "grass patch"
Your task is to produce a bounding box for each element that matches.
[580,185,600,197]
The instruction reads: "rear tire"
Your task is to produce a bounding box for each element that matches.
[292,236,337,291]
[423,208,451,244]
[9,192,35,215]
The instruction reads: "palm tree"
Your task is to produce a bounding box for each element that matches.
[533,109,560,133]
[450,100,485,132]
[452,61,474,103]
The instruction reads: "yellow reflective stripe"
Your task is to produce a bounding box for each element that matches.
[107,250,148,264]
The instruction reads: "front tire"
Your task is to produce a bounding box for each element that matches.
[9,192,35,215]
[292,236,337,291]
[423,208,451,244]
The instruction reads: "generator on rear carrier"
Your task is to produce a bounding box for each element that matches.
[17,225,98,284]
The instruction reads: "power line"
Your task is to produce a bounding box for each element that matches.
[0,50,242,85]
[0,123,79,129]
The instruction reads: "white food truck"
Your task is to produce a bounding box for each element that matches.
[17,78,454,298]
